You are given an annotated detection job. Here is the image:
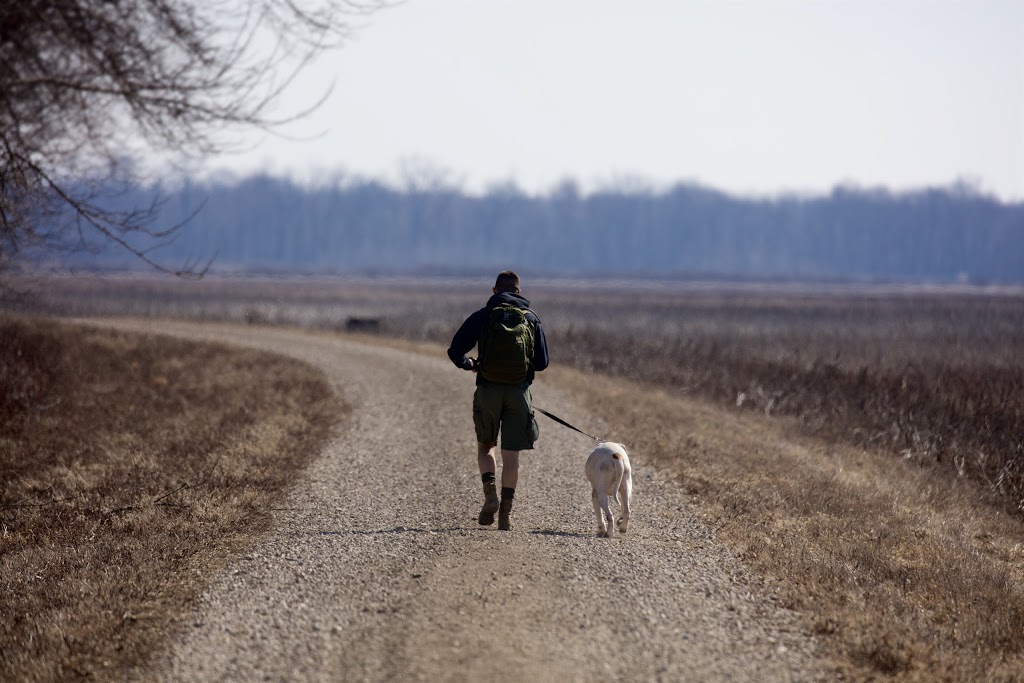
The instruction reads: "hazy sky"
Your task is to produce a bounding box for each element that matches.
[204,0,1024,200]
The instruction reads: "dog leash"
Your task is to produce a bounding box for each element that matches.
[536,407,603,442]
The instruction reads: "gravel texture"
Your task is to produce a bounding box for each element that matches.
[94,319,825,682]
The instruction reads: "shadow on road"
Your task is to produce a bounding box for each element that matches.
[281,526,471,536]
[529,529,592,539]
[278,527,595,538]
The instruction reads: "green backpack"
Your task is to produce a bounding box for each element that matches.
[478,303,535,384]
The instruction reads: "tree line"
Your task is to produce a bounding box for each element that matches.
[69,175,1024,283]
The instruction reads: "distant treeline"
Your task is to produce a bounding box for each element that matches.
[83,175,1024,282]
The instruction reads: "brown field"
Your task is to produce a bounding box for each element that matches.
[0,316,341,682]
[4,272,1024,680]
[15,273,1023,509]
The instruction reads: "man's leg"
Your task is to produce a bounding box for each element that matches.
[478,441,497,476]
[473,380,501,527]
[500,449,519,489]
[478,441,499,526]
[498,449,519,531]
[496,383,538,532]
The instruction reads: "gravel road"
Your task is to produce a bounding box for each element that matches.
[94,319,824,682]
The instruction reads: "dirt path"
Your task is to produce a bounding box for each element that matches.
[92,319,824,682]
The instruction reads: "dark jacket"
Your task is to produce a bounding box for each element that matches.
[447,291,550,385]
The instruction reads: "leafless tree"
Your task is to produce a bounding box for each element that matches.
[0,0,387,275]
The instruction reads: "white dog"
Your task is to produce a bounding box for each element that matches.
[585,442,632,538]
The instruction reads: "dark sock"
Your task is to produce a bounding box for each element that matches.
[481,472,495,485]
[501,487,515,501]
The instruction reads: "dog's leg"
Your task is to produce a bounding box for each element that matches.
[598,487,615,539]
[591,487,608,537]
[617,468,632,534]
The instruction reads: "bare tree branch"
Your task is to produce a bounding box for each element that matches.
[0,0,389,275]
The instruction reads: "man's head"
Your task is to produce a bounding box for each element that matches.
[493,270,521,294]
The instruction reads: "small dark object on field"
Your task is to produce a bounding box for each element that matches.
[244,308,268,325]
[345,317,381,333]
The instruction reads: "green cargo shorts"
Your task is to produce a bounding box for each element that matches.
[472,381,540,451]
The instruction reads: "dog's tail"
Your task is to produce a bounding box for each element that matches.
[610,460,625,505]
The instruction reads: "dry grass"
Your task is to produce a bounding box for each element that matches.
[548,365,1024,681]
[0,316,342,682]
[550,293,1024,514]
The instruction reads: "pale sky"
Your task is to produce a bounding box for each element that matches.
[201,0,1024,200]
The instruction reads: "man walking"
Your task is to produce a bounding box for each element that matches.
[448,271,549,531]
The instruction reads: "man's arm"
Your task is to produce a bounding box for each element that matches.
[448,310,484,370]
[532,318,550,372]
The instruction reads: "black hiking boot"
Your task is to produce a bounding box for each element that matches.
[498,498,513,531]
[478,481,499,526]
